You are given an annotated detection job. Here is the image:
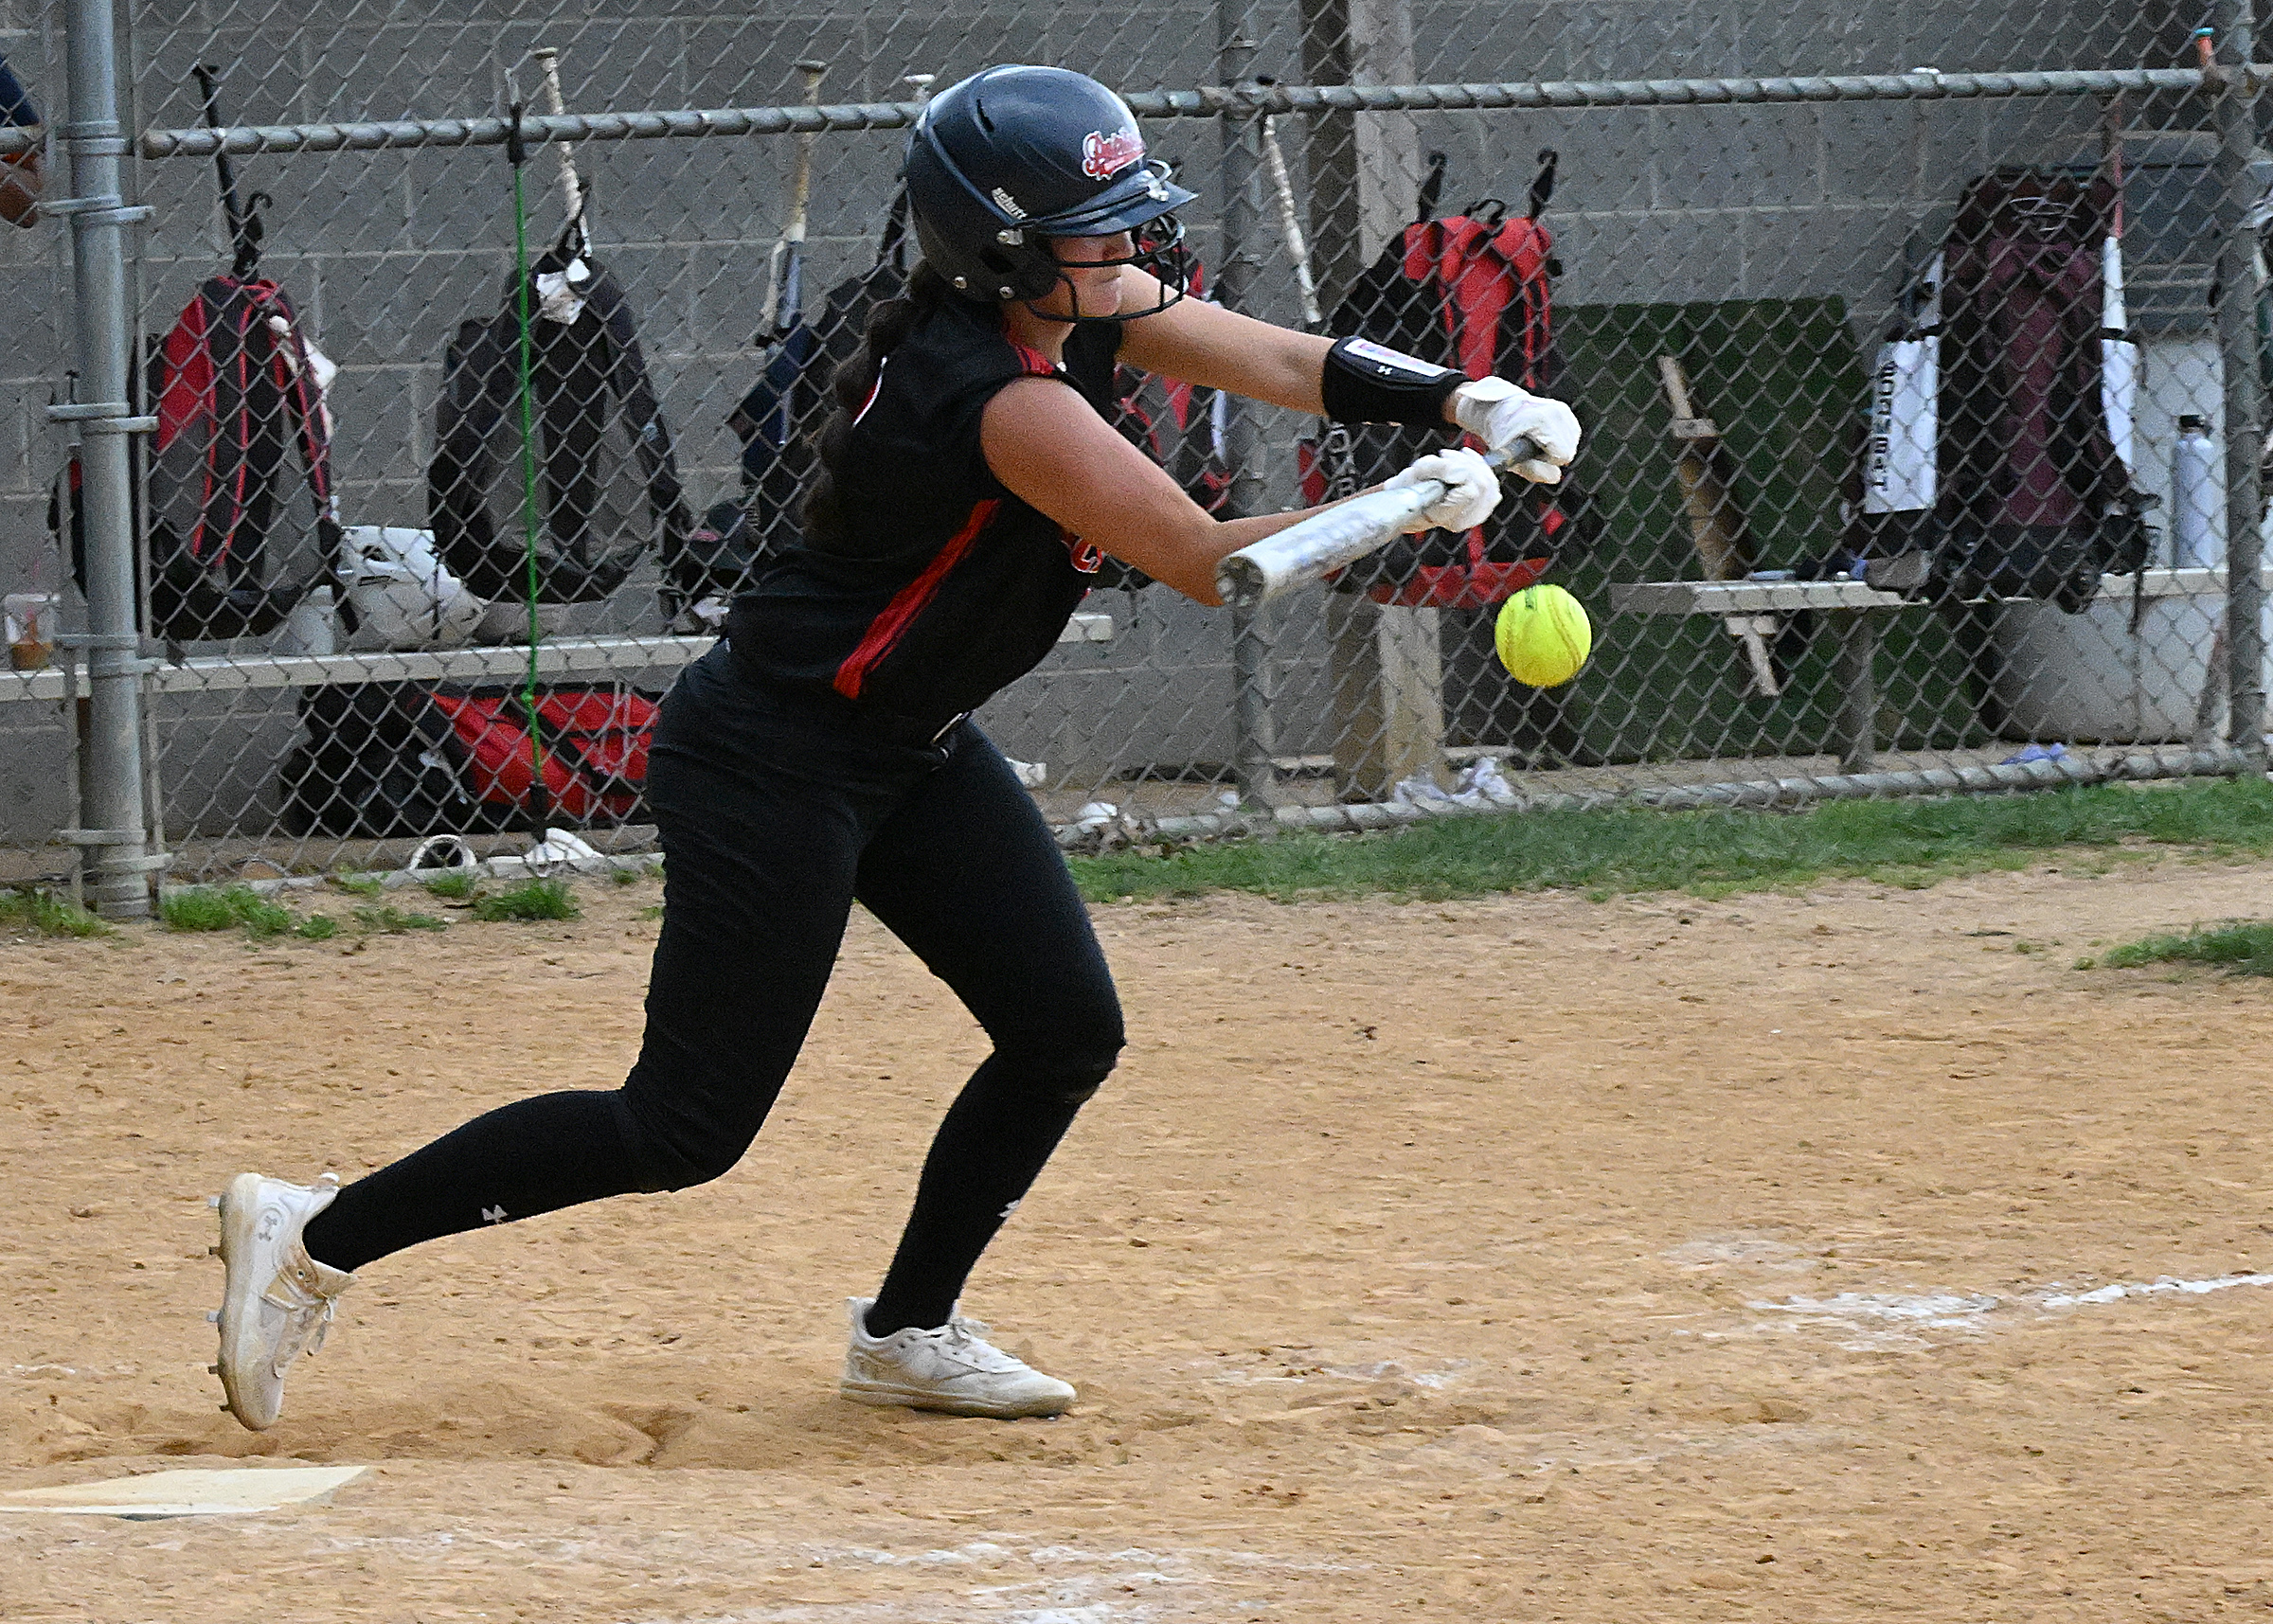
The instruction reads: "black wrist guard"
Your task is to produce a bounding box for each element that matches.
[1320,336,1464,426]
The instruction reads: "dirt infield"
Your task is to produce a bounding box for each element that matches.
[5,856,2273,1622]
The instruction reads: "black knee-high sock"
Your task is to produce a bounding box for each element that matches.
[864,1057,1091,1336]
[299,1090,647,1273]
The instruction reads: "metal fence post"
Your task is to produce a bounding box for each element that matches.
[1218,0,1279,809]
[2213,6,2266,769]
[53,0,156,918]
[1303,0,1442,801]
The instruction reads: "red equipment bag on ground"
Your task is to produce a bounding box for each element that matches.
[277,681,659,837]
[1300,152,1590,608]
[426,686,658,824]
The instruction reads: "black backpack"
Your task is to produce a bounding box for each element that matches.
[1854,169,2152,613]
[429,231,693,606]
[688,193,916,616]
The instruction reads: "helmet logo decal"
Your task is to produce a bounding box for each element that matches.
[1081,127,1144,180]
[991,187,1028,220]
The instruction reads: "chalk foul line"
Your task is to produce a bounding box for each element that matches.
[1744,1271,2273,1340]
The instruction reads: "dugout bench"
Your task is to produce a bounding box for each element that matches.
[1609,568,2246,775]
[0,615,1116,705]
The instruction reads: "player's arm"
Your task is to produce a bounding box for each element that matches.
[982,376,1336,605]
[1112,268,1335,415]
[982,377,1499,606]
[1112,266,1583,484]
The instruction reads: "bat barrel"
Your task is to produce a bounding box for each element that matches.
[1217,551,1273,612]
[1213,435,1539,610]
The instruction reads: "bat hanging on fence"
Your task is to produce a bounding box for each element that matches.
[191,65,267,277]
[760,59,828,346]
[1656,354,1780,698]
[531,47,587,247]
[1214,437,1538,610]
[1254,98,1321,331]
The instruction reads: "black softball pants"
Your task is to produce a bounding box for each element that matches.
[302,645,1124,1334]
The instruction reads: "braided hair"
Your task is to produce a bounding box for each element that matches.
[801,261,953,550]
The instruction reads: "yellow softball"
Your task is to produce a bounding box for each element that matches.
[1494,583,1592,687]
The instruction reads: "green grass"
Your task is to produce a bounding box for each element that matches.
[295,914,340,940]
[1067,777,2273,904]
[162,884,297,937]
[333,874,385,899]
[352,903,449,934]
[159,886,246,932]
[2085,919,2273,976]
[420,869,479,900]
[471,879,581,922]
[0,887,110,937]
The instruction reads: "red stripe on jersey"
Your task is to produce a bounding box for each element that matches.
[1000,313,1059,378]
[832,498,1002,701]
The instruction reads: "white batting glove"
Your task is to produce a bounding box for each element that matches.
[1386,447,1502,534]
[1450,376,1582,485]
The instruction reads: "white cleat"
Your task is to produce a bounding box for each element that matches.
[212,1172,356,1432]
[839,1296,1076,1419]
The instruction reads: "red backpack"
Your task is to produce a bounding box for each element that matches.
[147,275,340,636]
[1300,152,1590,607]
[427,687,658,824]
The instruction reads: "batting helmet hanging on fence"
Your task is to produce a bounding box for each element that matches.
[902,64,1195,315]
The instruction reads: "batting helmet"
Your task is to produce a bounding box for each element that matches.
[903,64,1196,315]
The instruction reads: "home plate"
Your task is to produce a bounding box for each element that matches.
[0,1466,367,1519]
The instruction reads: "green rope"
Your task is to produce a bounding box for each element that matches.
[509,105,549,836]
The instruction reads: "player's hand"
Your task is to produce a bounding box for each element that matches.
[1450,376,1581,485]
[1387,447,1501,534]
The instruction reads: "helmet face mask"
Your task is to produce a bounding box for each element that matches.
[1026,202,1191,323]
[904,66,1198,322]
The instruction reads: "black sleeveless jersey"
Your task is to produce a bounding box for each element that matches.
[725,295,1122,727]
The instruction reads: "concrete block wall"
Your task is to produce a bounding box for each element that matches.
[0,0,2226,846]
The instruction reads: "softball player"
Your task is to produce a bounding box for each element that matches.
[211,63,1580,1429]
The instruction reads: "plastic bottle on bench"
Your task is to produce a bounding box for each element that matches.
[2171,415,2220,568]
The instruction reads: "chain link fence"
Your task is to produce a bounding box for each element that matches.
[1,0,2266,909]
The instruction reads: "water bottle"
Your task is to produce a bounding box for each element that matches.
[2171,415,2220,568]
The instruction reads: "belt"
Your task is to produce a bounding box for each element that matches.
[719,646,970,748]
[718,650,968,749]
[855,705,971,748]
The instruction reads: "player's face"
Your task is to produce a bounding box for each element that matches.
[1036,232,1132,319]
